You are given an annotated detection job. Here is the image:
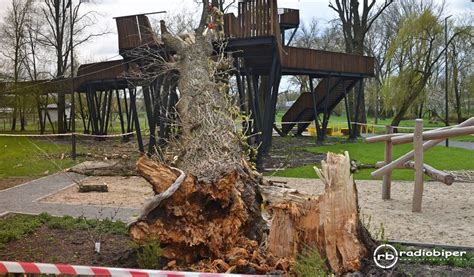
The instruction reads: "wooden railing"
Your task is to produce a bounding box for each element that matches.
[224,0,280,40]
[367,117,474,212]
[282,47,375,76]
[278,8,299,27]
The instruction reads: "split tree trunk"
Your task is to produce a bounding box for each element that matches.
[267,152,376,275]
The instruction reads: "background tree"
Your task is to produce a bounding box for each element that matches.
[0,0,33,131]
[329,0,394,133]
[380,0,468,127]
[37,0,106,133]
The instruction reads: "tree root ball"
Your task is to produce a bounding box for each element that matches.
[129,157,274,273]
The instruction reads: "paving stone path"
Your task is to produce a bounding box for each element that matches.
[0,172,140,222]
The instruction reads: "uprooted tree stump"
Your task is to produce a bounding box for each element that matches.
[129,156,274,273]
[130,152,376,275]
[267,152,376,275]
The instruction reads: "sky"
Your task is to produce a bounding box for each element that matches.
[0,0,472,64]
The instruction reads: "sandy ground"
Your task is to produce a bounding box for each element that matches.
[268,176,474,247]
[40,176,154,208]
[41,175,473,246]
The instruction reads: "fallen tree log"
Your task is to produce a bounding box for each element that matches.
[375,161,455,185]
[78,183,108,193]
[267,152,376,275]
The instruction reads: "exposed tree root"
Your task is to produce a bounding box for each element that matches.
[129,156,284,274]
[130,153,376,275]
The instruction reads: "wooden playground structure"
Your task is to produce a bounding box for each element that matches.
[367,117,474,212]
[0,0,375,168]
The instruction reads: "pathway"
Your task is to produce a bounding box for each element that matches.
[0,172,140,222]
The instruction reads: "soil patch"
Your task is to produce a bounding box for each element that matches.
[262,136,328,170]
[0,177,35,191]
[40,176,154,208]
[0,225,138,268]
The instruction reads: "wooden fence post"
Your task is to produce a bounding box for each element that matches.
[382,125,393,200]
[412,119,424,212]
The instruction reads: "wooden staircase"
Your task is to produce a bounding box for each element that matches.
[281,77,358,135]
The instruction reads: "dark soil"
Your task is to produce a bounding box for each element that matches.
[0,225,138,268]
[0,177,35,191]
[262,135,352,170]
[360,260,474,277]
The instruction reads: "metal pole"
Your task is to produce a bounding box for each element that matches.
[444,15,452,147]
[69,0,76,160]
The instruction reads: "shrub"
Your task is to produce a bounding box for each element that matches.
[294,246,328,277]
[136,240,163,270]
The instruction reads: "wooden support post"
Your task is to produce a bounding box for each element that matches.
[104,90,113,134]
[152,77,164,148]
[351,79,363,139]
[309,76,322,141]
[382,125,393,200]
[123,89,131,133]
[130,88,144,153]
[343,79,352,135]
[261,49,280,154]
[412,119,424,212]
[143,86,155,155]
[235,60,248,134]
[87,86,99,135]
[77,93,87,133]
[99,91,108,135]
[159,77,171,143]
[252,74,262,137]
[115,90,126,140]
[322,76,331,140]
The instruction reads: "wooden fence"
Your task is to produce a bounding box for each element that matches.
[366,117,474,212]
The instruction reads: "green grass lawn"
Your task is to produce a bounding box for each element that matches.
[0,213,127,249]
[271,141,474,181]
[0,137,82,178]
[275,111,472,142]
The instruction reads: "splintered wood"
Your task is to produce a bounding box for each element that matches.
[129,156,276,274]
[130,153,375,275]
[267,152,375,275]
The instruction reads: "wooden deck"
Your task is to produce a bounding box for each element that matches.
[281,46,374,77]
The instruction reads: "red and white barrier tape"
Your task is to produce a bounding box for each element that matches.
[0,131,136,138]
[0,261,271,276]
[350,121,438,130]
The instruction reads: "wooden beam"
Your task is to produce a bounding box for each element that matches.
[412,119,424,212]
[372,117,474,178]
[365,133,404,143]
[391,126,474,145]
[382,125,393,200]
[375,161,455,185]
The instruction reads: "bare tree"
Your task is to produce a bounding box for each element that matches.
[329,0,394,132]
[0,0,33,131]
[37,0,107,133]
